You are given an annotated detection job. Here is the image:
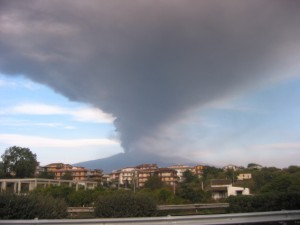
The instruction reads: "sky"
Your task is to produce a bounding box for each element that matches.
[0,0,300,168]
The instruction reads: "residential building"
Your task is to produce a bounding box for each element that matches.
[223,164,240,171]
[156,168,178,187]
[193,165,205,178]
[109,170,121,186]
[136,164,158,170]
[237,173,252,181]
[209,179,250,200]
[168,165,192,182]
[137,169,156,188]
[247,164,263,170]
[43,163,102,182]
[119,167,137,187]
[135,164,158,188]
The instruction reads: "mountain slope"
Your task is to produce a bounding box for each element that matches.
[74,152,197,173]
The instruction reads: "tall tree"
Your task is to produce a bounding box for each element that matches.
[61,171,73,180]
[182,170,198,183]
[1,146,38,178]
[0,162,5,178]
[38,171,55,179]
[144,175,164,190]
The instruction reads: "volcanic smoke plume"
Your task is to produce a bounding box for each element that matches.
[1,0,300,155]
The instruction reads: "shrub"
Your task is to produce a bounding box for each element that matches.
[0,193,68,219]
[94,192,157,217]
[228,192,300,213]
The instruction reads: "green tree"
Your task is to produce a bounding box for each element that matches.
[260,175,291,193]
[251,167,281,193]
[182,170,198,183]
[0,162,5,178]
[94,192,157,217]
[176,183,208,203]
[1,146,38,178]
[144,175,164,190]
[286,165,300,174]
[38,171,55,179]
[61,171,73,180]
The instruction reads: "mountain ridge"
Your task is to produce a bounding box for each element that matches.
[74,152,197,173]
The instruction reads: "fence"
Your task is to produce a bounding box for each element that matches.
[0,210,300,224]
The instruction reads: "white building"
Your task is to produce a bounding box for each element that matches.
[119,167,137,186]
[168,165,192,182]
[209,179,250,200]
[237,173,252,180]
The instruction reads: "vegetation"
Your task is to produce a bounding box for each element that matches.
[32,186,111,207]
[61,171,73,180]
[1,146,300,218]
[94,192,157,217]
[144,174,164,190]
[37,171,55,179]
[0,192,67,219]
[1,146,38,178]
[228,192,300,213]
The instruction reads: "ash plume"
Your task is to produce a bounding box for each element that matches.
[1,0,300,154]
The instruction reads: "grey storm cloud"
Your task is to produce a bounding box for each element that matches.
[1,0,300,153]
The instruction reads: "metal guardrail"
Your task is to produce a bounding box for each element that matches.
[67,203,229,213]
[157,203,229,210]
[1,210,300,225]
[67,207,94,213]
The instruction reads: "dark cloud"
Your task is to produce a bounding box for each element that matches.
[1,0,300,153]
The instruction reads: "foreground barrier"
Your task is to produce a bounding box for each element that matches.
[157,203,229,210]
[1,210,300,225]
[67,203,229,214]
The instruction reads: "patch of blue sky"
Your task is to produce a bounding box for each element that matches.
[0,74,122,164]
[0,73,116,138]
[197,76,300,147]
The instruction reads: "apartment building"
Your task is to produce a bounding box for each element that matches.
[223,164,240,171]
[168,165,192,182]
[156,168,177,187]
[192,165,205,178]
[44,163,102,181]
[119,167,137,186]
[109,170,121,185]
[105,163,203,188]
[237,173,252,181]
[133,164,155,187]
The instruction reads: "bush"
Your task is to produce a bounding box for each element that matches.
[94,192,157,217]
[228,192,300,213]
[0,193,68,219]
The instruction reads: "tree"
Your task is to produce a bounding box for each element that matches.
[38,171,55,179]
[0,162,5,178]
[94,193,157,217]
[182,170,198,183]
[144,175,164,190]
[1,146,38,178]
[61,171,73,180]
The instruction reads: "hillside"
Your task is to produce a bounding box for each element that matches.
[74,152,196,173]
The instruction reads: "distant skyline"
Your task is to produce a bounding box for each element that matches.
[0,0,300,168]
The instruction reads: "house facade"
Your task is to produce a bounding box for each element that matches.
[209,179,250,200]
[237,173,252,181]
[44,163,102,181]
[168,165,192,182]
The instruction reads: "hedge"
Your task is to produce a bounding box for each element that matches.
[0,193,68,219]
[228,192,300,213]
[94,192,157,217]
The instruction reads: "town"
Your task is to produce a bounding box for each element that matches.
[21,162,250,200]
[1,147,299,199]
[1,146,300,220]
